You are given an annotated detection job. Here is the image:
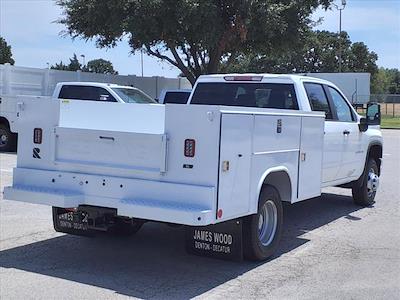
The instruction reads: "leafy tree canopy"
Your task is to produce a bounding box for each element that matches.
[82,58,118,74]
[0,37,15,65]
[57,0,333,85]
[51,53,81,71]
[223,30,378,76]
[51,54,118,74]
[371,68,400,94]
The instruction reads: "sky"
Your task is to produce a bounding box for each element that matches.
[1,0,399,78]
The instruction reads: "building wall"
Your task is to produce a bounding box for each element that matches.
[306,72,370,104]
[0,64,192,99]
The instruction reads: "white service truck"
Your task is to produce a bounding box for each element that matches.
[3,74,382,261]
[0,82,155,152]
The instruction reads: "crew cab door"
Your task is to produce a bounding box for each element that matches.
[325,86,364,179]
[304,83,341,183]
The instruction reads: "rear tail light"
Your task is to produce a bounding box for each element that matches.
[184,139,196,157]
[224,75,263,82]
[33,128,42,144]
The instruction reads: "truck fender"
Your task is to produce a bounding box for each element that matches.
[256,167,293,207]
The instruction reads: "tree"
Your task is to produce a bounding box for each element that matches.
[57,0,333,85]
[371,68,400,95]
[83,58,118,74]
[0,37,15,65]
[223,30,378,76]
[51,53,81,71]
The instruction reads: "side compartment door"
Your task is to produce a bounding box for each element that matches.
[218,114,253,221]
[297,116,325,200]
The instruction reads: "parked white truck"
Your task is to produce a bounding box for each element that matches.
[3,74,382,261]
[0,82,155,152]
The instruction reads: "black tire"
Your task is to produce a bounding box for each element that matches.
[243,185,283,261]
[352,158,379,206]
[52,207,93,236]
[108,218,143,236]
[0,124,16,152]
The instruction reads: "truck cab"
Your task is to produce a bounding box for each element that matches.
[188,74,382,188]
[53,82,156,104]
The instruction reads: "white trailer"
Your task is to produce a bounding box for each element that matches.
[3,74,382,261]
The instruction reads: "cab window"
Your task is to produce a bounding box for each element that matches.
[304,83,333,120]
[191,83,299,109]
[59,85,117,102]
[328,86,354,122]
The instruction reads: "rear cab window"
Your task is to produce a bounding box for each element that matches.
[190,83,299,110]
[58,85,117,102]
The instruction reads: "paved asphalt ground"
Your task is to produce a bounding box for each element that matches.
[0,130,399,300]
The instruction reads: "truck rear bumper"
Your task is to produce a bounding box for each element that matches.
[4,168,216,226]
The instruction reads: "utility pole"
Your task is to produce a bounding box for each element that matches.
[334,0,346,72]
[141,49,144,77]
[80,54,86,67]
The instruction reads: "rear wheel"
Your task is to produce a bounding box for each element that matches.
[243,185,283,261]
[0,124,16,152]
[352,158,379,206]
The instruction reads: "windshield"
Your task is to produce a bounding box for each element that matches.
[112,88,156,104]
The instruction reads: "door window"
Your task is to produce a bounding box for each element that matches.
[328,87,354,122]
[304,83,333,120]
[59,85,117,102]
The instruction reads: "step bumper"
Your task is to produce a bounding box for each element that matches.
[3,168,216,226]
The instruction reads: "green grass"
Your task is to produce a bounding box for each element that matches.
[381,116,400,129]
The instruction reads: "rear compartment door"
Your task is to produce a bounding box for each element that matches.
[53,127,167,174]
[218,114,253,221]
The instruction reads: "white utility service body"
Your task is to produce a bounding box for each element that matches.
[3,74,382,260]
[4,97,324,225]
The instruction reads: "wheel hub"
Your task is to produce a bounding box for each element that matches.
[0,133,8,145]
[367,169,379,197]
[258,200,278,247]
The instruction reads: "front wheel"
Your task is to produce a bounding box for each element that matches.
[352,158,379,206]
[0,124,16,152]
[243,185,283,261]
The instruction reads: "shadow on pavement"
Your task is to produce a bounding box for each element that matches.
[0,193,365,299]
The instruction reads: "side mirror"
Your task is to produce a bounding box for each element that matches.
[359,117,368,132]
[366,103,381,125]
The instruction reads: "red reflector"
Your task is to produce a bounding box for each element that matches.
[224,76,263,82]
[184,139,196,157]
[33,128,42,144]
[217,209,223,218]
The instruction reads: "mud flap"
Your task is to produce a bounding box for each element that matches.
[185,218,243,261]
[54,209,90,233]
